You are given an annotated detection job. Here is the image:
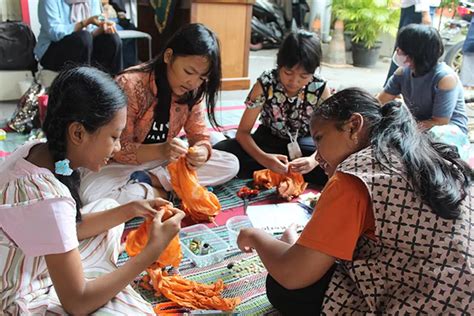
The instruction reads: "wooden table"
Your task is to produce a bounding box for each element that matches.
[138,0,254,90]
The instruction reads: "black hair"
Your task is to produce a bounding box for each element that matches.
[126,23,222,128]
[312,88,472,219]
[42,66,127,222]
[277,29,322,74]
[396,24,444,76]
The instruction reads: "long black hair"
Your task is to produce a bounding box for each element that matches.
[126,23,222,128]
[277,29,322,74]
[396,24,444,76]
[42,66,127,222]
[312,88,472,219]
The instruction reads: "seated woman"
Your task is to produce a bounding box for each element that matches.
[35,0,122,75]
[237,88,473,314]
[80,23,239,205]
[378,24,469,160]
[0,66,185,314]
[214,30,331,185]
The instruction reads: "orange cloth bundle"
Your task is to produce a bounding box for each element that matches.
[147,268,241,312]
[252,169,285,189]
[253,169,308,201]
[167,148,221,222]
[125,206,182,268]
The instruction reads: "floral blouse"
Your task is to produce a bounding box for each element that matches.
[246,68,327,139]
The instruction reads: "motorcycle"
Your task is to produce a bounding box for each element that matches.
[251,0,287,49]
[442,0,473,73]
[250,0,310,50]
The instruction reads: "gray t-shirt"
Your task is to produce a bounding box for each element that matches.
[384,62,468,134]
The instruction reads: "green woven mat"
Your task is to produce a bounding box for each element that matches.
[118,226,277,315]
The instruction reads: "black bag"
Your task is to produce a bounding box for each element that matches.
[0,21,37,71]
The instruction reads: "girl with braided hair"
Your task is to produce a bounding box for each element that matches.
[237,88,473,314]
[0,66,184,314]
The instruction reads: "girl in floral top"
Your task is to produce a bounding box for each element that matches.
[214,30,331,185]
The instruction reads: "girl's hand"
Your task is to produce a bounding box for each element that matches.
[87,15,103,27]
[289,157,318,174]
[237,227,259,253]
[102,21,117,34]
[186,145,209,169]
[264,154,289,174]
[128,198,172,219]
[279,223,299,245]
[146,207,185,250]
[168,138,189,162]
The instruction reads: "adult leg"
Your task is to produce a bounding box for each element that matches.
[298,136,328,186]
[266,265,336,315]
[92,33,123,75]
[40,31,93,71]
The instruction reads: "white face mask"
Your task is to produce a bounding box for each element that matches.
[392,51,410,68]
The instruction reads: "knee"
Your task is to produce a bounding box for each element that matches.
[222,152,240,178]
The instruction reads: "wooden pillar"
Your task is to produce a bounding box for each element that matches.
[190,0,254,90]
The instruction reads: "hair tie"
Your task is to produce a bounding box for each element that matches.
[55,159,74,176]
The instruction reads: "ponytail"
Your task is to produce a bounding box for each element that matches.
[372,101,472,219]
[312,88,472,219]
[44,120,83,222]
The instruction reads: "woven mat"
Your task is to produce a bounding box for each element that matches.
[210,178,276,210]
[118,225,278,315]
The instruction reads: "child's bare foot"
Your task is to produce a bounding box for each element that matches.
[280,223,299,245]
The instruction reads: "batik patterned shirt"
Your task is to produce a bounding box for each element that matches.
[246,68,327,139]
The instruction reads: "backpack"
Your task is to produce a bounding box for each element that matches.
[0,21,37,71]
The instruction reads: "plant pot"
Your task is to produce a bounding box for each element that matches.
[351,41,381,67]
[344,31,355,51]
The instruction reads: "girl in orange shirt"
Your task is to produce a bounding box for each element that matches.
[237,88,473,314]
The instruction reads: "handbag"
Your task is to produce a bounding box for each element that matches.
[7,80,45,133]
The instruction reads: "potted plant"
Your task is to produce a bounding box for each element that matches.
[332,0,400,67]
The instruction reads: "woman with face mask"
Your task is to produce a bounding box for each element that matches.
[377,24,469,160]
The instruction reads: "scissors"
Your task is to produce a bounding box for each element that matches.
[237,187,259,214]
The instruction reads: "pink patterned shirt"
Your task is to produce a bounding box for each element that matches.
[114,70,212,164]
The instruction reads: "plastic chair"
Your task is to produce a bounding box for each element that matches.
[117,30,153,61]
